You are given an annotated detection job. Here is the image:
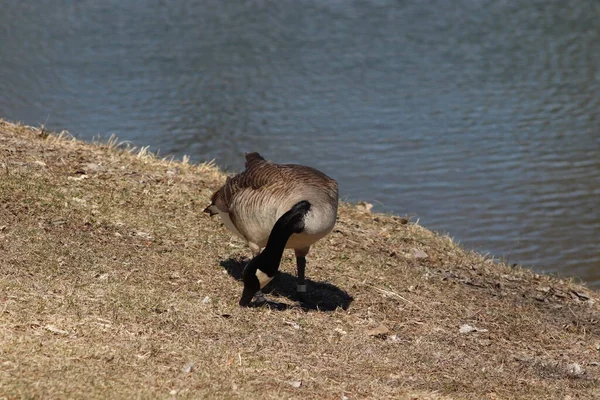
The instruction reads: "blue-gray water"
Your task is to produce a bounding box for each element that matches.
[1,1,599,285]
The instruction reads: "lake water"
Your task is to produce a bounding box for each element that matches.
[1,1,599,285]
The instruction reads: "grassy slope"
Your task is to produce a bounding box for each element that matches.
[1,119,599,400]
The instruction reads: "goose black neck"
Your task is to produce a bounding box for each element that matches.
[257,200,311,274]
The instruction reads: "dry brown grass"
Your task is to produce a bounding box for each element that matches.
[1,119,599,399]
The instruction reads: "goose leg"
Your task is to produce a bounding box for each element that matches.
[295,247,310,301]
[249,242,261,257]
[248,242,267,303]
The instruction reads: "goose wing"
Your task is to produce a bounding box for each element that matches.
[204,152,337,214]
[204,152,275,214]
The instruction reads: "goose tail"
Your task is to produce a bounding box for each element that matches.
[244,152,265,168]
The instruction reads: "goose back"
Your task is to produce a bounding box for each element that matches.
[206,153,338,249]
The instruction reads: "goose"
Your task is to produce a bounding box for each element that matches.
[204,152,338,306]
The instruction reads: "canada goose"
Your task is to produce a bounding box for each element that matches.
[204,152,338,306]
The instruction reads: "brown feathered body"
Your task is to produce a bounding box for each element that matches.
[204,153,338,255]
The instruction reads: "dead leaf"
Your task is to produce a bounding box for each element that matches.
[68,174,89,181]
[387,334,401,343]
[289,380,302,388]
[459,324,488,334]
[357,201,373,212]
[412,248,429,259]
[95,272,110,281]
[133,231,152,240]
[566,363,584,376]
[569,290,590,301]
[366,324,389,338]
[284,321,300,330]
[334,327,347,335]
[167,168,179,177]
[85,163,103,172]
[44,324,69,335]
[182,361,195,373]
[393,216,410,224]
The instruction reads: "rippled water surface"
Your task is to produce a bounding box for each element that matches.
[1,1,599,285]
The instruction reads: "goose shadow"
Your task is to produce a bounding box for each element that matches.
[220,257,353,311]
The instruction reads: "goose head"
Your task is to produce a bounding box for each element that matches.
[239,255,274,307]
